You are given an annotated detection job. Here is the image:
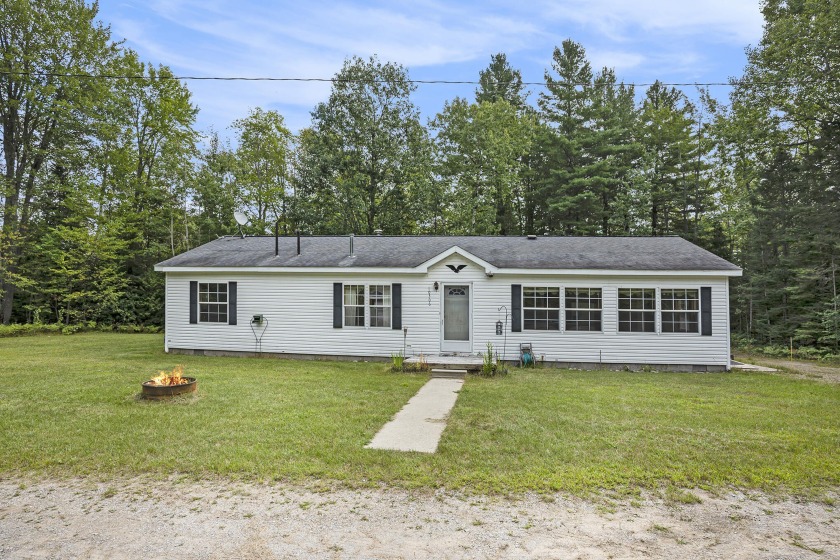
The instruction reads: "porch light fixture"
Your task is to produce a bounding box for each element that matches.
[434,281,439,291]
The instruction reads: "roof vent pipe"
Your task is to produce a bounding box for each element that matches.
[374,229,383,236]
[296,230,301,256]
[274,220,280,256]
[349,233,355,257]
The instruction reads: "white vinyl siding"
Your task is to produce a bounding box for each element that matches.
[163,255,732,367]
[199,282,228,323]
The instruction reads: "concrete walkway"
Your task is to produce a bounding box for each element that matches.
[730,360,778,372]
[365,378,464,453]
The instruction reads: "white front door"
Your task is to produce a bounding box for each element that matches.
[441,284,471,353]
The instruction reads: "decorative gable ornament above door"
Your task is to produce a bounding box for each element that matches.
[446,264,467,273]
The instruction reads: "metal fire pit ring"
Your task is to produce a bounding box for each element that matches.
[141,377,197,400]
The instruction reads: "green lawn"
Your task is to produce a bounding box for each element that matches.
[1,333,838,495]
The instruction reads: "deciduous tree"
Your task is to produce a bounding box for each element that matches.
[0,0,118,323]
[431,98,535,234]
[301,56,433,234]
[230,108,293,234]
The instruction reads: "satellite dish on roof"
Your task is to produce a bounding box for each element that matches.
[233,211,249,238]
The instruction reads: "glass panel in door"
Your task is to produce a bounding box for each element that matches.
[444,285,470,341]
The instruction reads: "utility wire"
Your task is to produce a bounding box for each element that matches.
[0,70,837,88]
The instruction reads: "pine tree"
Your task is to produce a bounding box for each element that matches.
[638,82,704,237]
[536,40,640,236]
[537,40,598,234]
[475,53,527,109]
[588,68,641,235]
[729,0,840,348]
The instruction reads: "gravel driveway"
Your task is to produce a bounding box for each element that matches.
[1,477,837,559]
[741,356,840,384]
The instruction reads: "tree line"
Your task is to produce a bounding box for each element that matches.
[1,0,837,352]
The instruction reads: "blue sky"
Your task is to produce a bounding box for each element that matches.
[98,0,765,139]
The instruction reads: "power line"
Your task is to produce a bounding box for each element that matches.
[0,70,837,88]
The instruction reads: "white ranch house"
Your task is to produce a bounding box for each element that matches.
[155,235,742,371]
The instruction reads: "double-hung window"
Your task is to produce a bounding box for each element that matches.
[661,289,699,333]
[344,284,392,328]
[565,288,602,332]
[618,288,656,332]
[199,283,228,323]
[523,287,560,330]
[369,285,392,328]
[344,285,365,327]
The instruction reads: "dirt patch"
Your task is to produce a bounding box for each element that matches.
[1,477,837,559]
[736,354,840,384]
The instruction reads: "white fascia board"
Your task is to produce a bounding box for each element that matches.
[414,246,498,274]
[154,266,425,274]
[490,268,743,277]
[155,265,742,277]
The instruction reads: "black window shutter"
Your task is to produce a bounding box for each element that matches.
[701,286,712,336]
[392,283,402,330]
[333,283,343,328]
[511,284,522,332]
[228,282,237,325]
[189,281,198,324]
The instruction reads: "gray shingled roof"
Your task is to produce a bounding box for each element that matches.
[155,235,741,272]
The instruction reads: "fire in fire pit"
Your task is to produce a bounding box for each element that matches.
[142,365,197,399]
[149,364,189,386]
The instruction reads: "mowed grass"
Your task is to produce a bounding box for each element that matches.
[1,333,838,495]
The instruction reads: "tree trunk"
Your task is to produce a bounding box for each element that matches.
[0,280,16,324]
[651,204,659,236]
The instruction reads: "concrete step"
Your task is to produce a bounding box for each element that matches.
[429,363,478,370]
[431,368,468,379]
[406,355,484,372]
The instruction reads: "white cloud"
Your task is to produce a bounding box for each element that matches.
[540,0,763,44]
[101,0,760,136]
[142,0,541,68]
[110,0,549,133]
[586,50,646,73]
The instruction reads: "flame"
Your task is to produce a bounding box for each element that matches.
[147,365,189,386]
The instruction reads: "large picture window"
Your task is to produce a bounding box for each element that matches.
[523,287,560,330]
[618,288,656,333]
[369,285,391,328]
[344,285,365,327]
[199,283,228,323]
[661,289,699,333]
[565,288,602,332]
